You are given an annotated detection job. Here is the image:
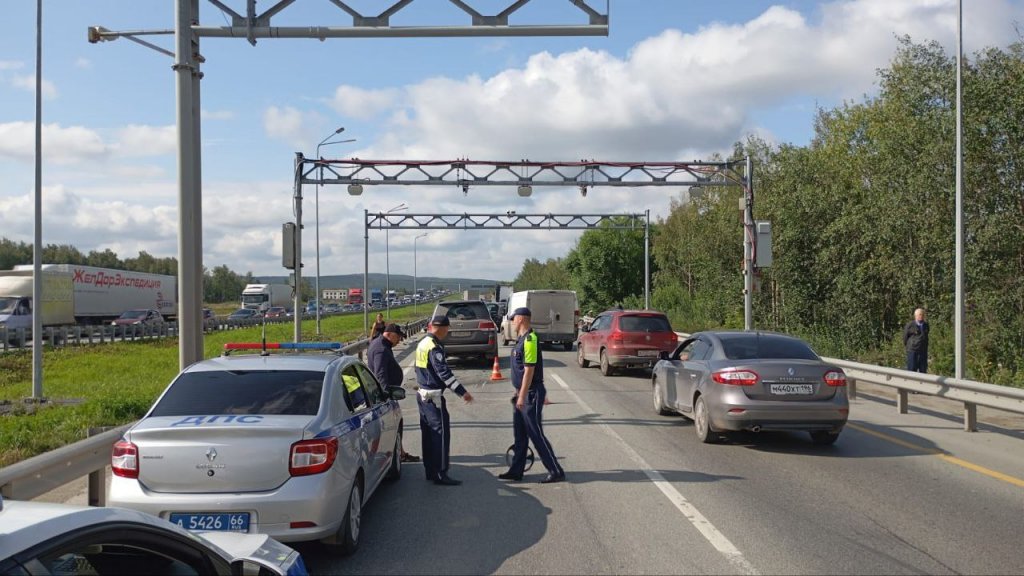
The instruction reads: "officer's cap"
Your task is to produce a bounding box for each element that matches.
[430,315,450,327]
[509,307,532,320]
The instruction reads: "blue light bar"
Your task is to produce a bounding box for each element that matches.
[280,342,342,350]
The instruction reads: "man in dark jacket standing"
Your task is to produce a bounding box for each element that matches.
[903,308,929,373]
[367,323,419,463]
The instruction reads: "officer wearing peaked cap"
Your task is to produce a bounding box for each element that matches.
[415,315,474,486]
[499,307,565,484]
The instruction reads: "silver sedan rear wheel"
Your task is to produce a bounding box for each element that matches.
[694,396,715,443]
[334,479,363,555]
[653,379,672,415]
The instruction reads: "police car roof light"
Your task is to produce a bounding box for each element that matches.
[222,342,343,356]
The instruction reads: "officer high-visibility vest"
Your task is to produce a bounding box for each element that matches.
[415,336,436,369]
[342,373,361,394]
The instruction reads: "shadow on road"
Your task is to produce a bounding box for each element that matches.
[295,464,552,575]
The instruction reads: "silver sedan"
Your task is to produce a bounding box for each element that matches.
[651,330,849,445]
[108,342,406,553]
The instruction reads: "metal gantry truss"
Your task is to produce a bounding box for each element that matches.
[300,158,746,191]
[359,211,651,333]
[87,0,610,367]
[293,156,755,333]
[366,212,645,230]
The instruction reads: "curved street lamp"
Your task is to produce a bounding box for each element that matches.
[314,127,355,335]
[413,232,429,314]
[384,203,408,319]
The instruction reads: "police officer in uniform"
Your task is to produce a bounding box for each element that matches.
[499,307,566,484]
[416,315,474,486]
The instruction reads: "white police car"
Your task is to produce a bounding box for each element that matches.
[0,496,307,575]
[107,342,406,554]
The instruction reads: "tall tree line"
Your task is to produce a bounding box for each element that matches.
[512,39,1023,385]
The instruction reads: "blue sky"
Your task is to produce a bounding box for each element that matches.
[1,0,1022,282]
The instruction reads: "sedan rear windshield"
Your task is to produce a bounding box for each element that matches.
[436,302,490,321]
[618,315,672,332]
[719,334,819,361]
[150,370,324,416]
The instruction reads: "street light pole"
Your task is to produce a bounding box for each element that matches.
[414,233,429,315]
[384,203,407,319]
[314,127,354,335]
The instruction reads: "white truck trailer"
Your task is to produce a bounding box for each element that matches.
[241,283,292,313]
[0,264,177,328]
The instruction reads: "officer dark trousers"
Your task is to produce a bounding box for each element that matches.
[508,388,563,476]
[418,395,450,481]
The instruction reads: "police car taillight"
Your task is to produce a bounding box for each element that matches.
[289,437,339,476]
[111,440,139,478]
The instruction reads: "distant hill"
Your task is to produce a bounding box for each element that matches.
[254,273,510,295]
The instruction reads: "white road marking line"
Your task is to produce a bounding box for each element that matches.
[550,372,758,576]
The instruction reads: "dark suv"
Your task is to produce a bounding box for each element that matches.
[576,309,678,376]
[431,300,498,363]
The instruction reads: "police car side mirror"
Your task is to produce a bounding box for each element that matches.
[387,386,407,400]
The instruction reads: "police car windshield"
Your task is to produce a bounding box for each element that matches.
[150,370,325,416]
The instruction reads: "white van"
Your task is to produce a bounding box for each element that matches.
[501,290,579,350]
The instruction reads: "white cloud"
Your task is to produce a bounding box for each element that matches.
[115,124,177,157]
[327,86,401,120]
[74,57,92,70]
[12,74,57,99]
[0,60,24,71]
[262,106,327,150]
[0,122,110,164]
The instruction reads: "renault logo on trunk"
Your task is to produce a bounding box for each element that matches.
[206,448,217,462]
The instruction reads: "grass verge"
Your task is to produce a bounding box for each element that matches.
[0,307,429,468]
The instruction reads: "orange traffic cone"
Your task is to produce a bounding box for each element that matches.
[490,356,505,381]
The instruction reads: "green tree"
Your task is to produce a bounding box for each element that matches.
[564,218,648,312]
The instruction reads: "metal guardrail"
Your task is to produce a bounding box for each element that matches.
[0,316,430,504]
[0,306,437,351]
[671,331,1024,433]
[823,357,1024,432]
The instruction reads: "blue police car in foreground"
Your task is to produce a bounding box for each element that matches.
[108,342,406,555]
[0,496,307,575]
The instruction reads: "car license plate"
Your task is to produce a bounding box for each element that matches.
[638,349,659,357]
[769,384,814,395]
[169,512,250,532]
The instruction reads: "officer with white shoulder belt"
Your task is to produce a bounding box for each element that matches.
[415,315,474,486]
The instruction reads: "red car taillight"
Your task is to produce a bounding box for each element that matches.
[111,440,139,478]
[289,437,339,476]
[609,330,624,343]
[824,370,847,387]
[478,321,496,330]
[712,369,759,386]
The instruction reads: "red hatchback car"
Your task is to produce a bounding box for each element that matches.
[576,309,678,376]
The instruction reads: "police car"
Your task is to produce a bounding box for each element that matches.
[107,342,406,555]
[0,496,307,575]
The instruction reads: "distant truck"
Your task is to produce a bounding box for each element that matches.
[370,288,383,307]
[241,283,291,313]
[348,288,363,305]
[462,289,481,301]
[0,264,177,330]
